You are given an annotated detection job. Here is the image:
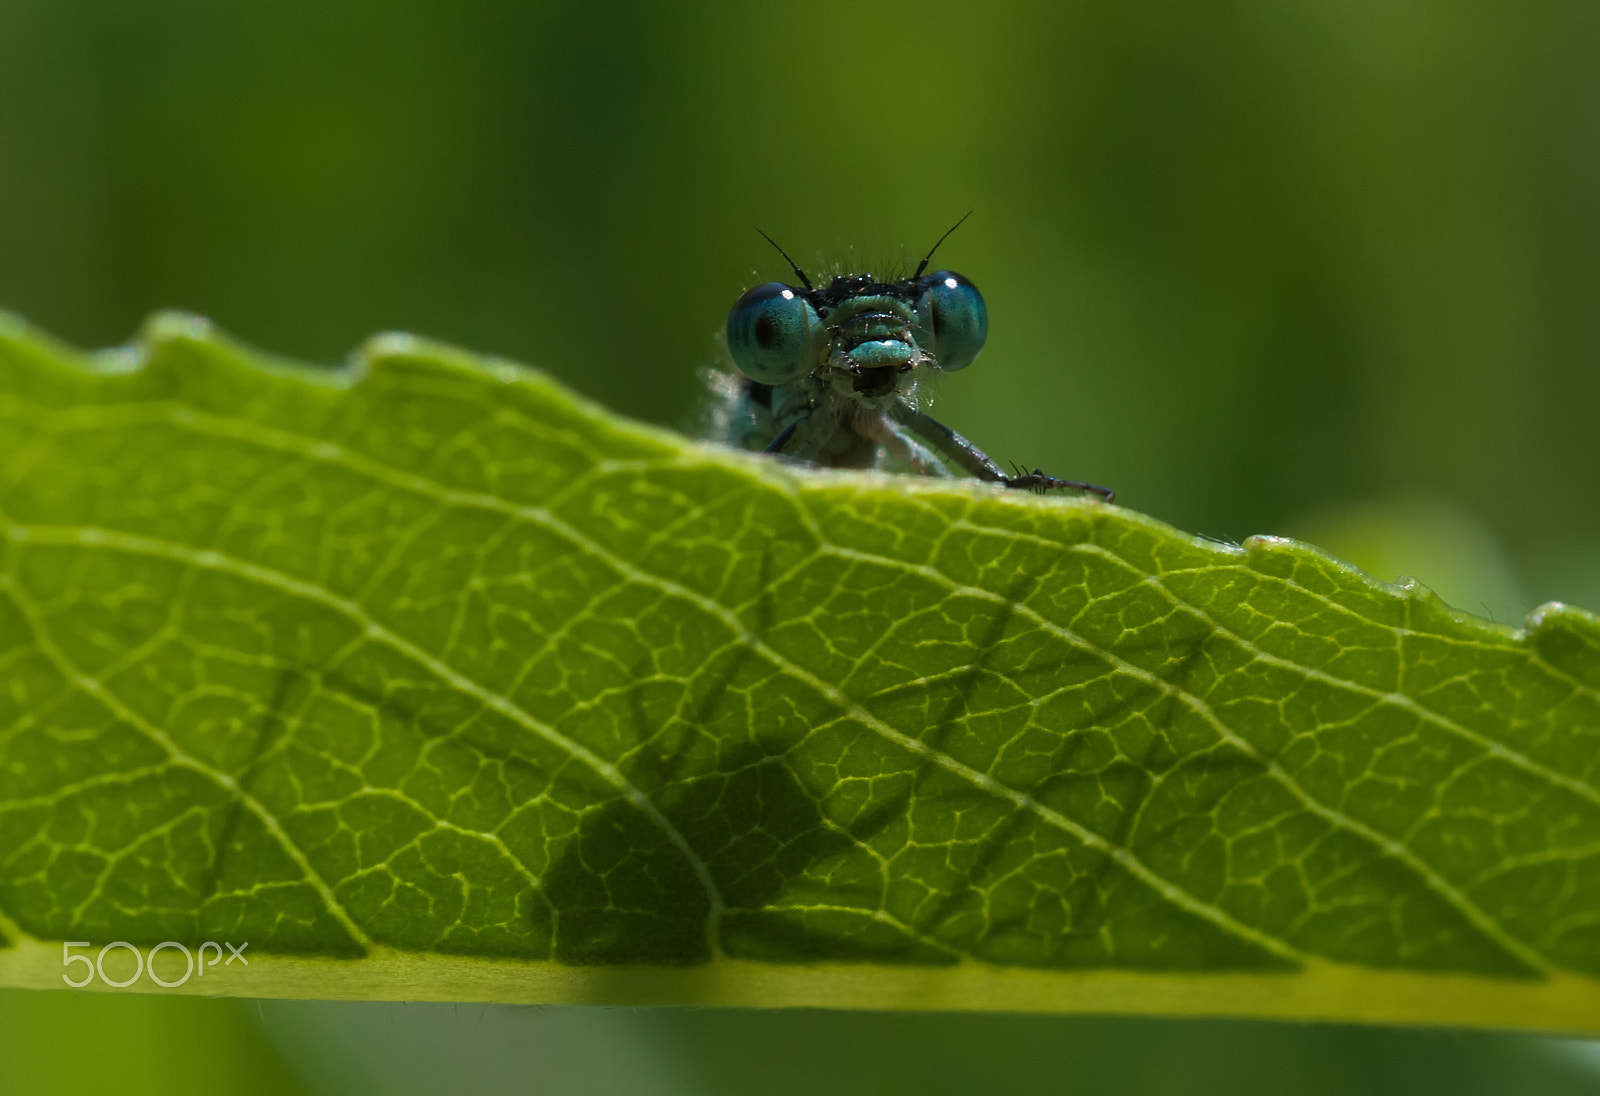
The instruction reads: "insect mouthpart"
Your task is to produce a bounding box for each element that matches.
[827,294,921,372]
[841,336,917,369]
[836,323,918,399]
[850,365,906,398]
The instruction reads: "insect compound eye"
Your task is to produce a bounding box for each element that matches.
[726,282,825,385]
[914,270,988,372]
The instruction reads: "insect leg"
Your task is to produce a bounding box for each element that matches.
[881,417,957,477]
[763,407,834,462]
[888,402,1114,499]
[888,403,1005,481]
[1005,465,1116,501]
[763,416,806,454]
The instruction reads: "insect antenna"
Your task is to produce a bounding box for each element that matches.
[754,228,814,290]
[913,210,975,278]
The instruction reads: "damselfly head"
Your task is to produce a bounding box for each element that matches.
[709,216,1112,500]
[727,222,988,395]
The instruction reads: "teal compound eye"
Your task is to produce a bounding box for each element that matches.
[913,270,988,371]
[726,282,825,385]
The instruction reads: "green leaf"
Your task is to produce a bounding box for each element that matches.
[2,311,1599,1032]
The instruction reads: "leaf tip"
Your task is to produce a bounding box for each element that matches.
[1527,600,1600,632]
[1523,601,1600,689]
[1241,533,1291,552]
[355,330,530,389]
[355,330,423,372]
[141,310,218,349]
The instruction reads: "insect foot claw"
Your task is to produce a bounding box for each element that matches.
[1000,467,1062,494]
[1000,467,1116,502]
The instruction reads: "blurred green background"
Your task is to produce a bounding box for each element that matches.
[3,0,1599,1091]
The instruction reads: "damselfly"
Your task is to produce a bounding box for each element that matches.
[703,218,1113,500]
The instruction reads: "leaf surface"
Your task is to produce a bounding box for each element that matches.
[1,312,1599,1031]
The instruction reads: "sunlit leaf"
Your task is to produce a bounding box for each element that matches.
[1,312,1598,1031]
